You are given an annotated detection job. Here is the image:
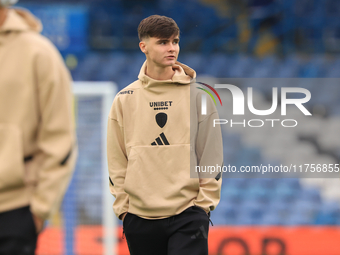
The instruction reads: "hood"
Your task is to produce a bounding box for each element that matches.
[0,8,42,33]
[138,60,196,87]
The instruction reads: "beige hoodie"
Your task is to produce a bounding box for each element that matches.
[107,61,223,219]
[0,9,77,220]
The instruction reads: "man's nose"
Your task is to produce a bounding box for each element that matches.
[168,43,175,52]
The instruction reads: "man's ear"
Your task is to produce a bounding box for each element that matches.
[139,41,148,54]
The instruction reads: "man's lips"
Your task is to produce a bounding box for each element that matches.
[165,56,175,59]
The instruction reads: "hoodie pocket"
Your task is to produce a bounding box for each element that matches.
[124,144,199,216]
[0,124,25,190]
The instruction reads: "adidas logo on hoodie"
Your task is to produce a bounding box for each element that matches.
[151,112,170,146]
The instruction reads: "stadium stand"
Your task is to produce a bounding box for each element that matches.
[18,0,340,237]
[68,49,340,227]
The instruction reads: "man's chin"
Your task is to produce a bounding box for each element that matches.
[155,59,177,68]
[165,60,177,66]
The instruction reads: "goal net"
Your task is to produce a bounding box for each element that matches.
[36,81,118,255]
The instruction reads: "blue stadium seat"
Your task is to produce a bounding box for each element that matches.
[235,211,256,225]
[117,75,137,91]
[222,132,242,164]
[325,57,340,77]
[297,187,321,203]
[221,185,244,202]
[315,201,340,225]
[228,55,255,78]
[203,54,232,77]
[292,200,319,216]
[299,56,329,78]
[268,199,293,213]
[315,213,337,225]
[238,200,266,220]
[235,147,263,168]
[325,0,340,17]
[284,213,314,225]
[223,178,251,188]
[277,178,301,190]
[250,56,278,78]
[260,211,283,225]
[178,53,205,74]
[294,0,318,17]
[276,55,303,78]
[251,178,278,189]
[92,52,129,82]
[72,53,104,81]
[244,184,270,202]
[211,202,239,225]
[124,53,146,77]
[273,185,297,202]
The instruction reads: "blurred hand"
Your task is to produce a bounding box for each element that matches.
[32,214,44,234]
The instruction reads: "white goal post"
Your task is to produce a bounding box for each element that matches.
[73,81,117,255]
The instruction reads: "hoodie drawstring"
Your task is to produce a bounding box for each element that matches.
[207,212,214,226]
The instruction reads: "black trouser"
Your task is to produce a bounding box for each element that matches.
[123,206,210,255]
[0,206,37,255]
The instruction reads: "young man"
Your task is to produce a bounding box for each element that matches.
[107,15,223,255]
[0,1,77,254]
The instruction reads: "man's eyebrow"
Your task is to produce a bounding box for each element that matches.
[155,38,180,44]
[157,39,169,42]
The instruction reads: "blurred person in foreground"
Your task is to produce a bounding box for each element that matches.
[0,1,77,254]
[107,15,223,255]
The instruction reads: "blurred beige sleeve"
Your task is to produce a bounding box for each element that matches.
[193,94,223,213]
[30,41,77,220]
[107,98,129,220]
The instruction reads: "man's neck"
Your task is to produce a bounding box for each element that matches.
[0,8,8,28]
[145,60,175,81]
